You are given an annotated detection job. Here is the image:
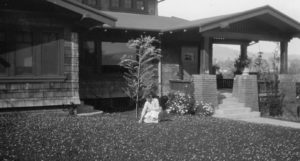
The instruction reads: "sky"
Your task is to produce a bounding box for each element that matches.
[158,0,300,55]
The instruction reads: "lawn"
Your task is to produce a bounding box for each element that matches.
[1,111,300,161]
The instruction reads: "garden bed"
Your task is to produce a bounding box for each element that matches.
[1,111,300,161]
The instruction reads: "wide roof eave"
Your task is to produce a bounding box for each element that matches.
[46,0,117,27]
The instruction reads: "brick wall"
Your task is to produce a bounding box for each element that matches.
[0,31,80,108]
[193,74,218,107]
[232,75,259,111]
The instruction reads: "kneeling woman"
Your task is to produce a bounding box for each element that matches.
[139,94,162,123]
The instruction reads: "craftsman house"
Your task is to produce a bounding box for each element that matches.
[1,0,300,110]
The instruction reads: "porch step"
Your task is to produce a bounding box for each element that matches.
[214,111,261,119]
[214,91,260,119]
[215,107,251,115]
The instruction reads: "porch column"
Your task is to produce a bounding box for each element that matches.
[280,41,288,74]
[200,37,213,74]
[240,43,248,61]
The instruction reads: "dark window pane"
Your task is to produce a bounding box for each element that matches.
[15,43,33,75]
[0,39,8,74]
[136,0,144,10]
[41,32,59,75]
[124,0,132,8]
[82,41,97,66]
[0,32,8,74]
[86,0,97,6]
[111,0,119,8]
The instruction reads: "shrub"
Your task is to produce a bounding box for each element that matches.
[165,91,214,116]
[165,91,195,115]
[194,101,214,116]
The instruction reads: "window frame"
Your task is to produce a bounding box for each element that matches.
[0,27,65,82]
[123,0,132,9]
[101,41,136,74]
[136,0,145,11]
[111,0,120,8]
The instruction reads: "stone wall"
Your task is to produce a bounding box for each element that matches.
[232,75,259,111]
[193,75,218,107]
[0,31,80,108]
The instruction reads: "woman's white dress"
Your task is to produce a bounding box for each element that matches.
[142,98,161,123]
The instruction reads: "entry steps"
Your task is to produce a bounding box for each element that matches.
[214,93,260,119]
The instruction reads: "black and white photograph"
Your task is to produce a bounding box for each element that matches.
[1,0,300,160]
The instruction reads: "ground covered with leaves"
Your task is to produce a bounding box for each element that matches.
[1,111,300,161]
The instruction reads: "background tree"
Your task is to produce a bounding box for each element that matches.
[234,54,251,75]
[119,36,161,118]
[250,51,270,78]
[289,59,300,74]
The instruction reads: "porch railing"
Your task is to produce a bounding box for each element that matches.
[217,79,234,89]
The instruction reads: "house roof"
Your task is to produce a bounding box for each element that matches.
[101,11,189,31]
[46,0,117,27]
[164,5,300,33]
[100,5,300,38]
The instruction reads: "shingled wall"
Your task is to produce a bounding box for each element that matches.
[0,31,80,108]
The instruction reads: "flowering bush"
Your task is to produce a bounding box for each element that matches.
[165,92,195,115]
[194,101,214,116]
[165,91,214,116]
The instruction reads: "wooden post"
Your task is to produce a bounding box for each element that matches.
[200,37,212,74]
[240,43,248,61]
[280,41,288,74]
[158,58,162,97]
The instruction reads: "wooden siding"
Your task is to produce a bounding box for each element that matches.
[0,13,80,108]
[77,0,157,15]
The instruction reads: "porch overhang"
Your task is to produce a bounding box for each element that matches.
[197,5,300,33]
[162,5,300,41]
[46,0,117,27]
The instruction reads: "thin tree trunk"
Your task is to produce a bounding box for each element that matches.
[136,59,141,119]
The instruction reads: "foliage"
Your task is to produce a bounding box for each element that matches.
[165,91,214,116]
[119,36,161,117]
[234,54,251,74]
[289,59,300,74]
[194,101,214,116]
[250,51,270,75]
[1,112,300,161]
[258,43,284,116]
[165,91,195,115]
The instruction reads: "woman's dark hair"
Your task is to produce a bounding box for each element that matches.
[145,93,153,99]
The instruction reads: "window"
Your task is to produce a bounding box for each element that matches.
[124,0,132,9]
[41,32,60,75]
[0,29,63,80]
[0,32,8,75]
[86,0,97,6]
[102,42,135,72]
[136,0,144,10]
[82,41,97,67]
[15,31,33,75]
[111,0,119,8]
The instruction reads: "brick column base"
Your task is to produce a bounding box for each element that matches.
[233,75,259,111]
[193,75,218,107]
